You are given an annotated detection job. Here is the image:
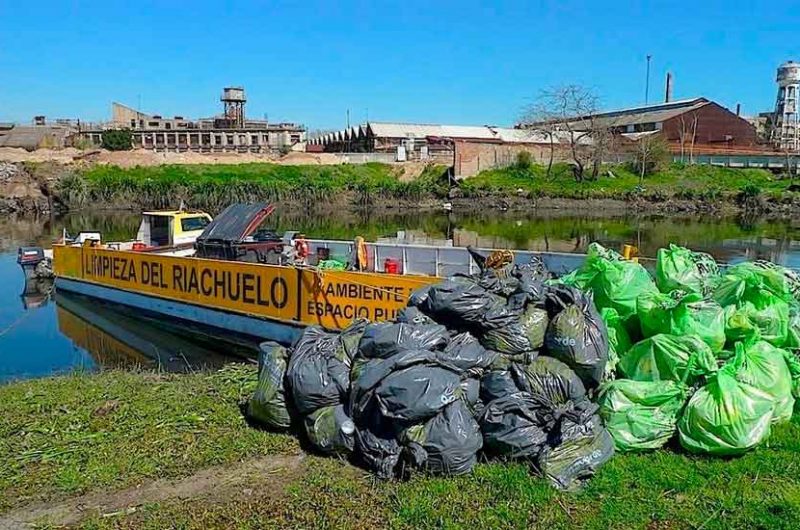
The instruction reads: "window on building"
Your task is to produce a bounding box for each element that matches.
[148,121,159,127]
[130,119,136,128]
[165,123,172,130]
[226,135,234,144]
[181,216,210,232]
[251,135,259,145]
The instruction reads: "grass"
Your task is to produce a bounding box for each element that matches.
[3,367,800,529]
[460,162,800,203]
[54,162,451,212]
[0,365,298,513]
[46,160,800,213]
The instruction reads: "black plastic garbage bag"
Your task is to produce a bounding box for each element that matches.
[479,392,550,459]
[349,349,440,423]
[355,424,402,479]
[286,326,350,415]
[358,322,449,359]
[545,286,609,388]
[480,304,548,356]
[375,365,462,422]
[460,377,480,406]
[303,404,356,455]
[396,306,435,325]
[480,366,520,403]
[512,356,587,407]
[401,399,483,476]
[418,277,506,327]
[506,260,549,308]
[247,342,292,430]
[438,332,498,374]
[408,284,433,308]
[336,318,369,363]
[537,414,615,491]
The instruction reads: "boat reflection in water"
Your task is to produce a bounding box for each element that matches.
[54,291,254,373]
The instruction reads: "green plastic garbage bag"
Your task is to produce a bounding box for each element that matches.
[655,244,720,295]
[678,355,775,456]
[591,255,658,325]
[558,242,621,291]
[618,334,717,385]
[600,307,632,379]
[638,291,726,353]
[713,261,796,307]
[597,379,689,452]
[247,342,292,430]
[784,303,800,351]
[732,341,795,423]
[724,295,789,348]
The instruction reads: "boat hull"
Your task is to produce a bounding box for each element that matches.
[52,245,439,341]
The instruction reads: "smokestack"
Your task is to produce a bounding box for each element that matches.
[736,103,741,116]
[665,72,673,103]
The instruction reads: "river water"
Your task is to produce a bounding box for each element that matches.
[3,208,800,383]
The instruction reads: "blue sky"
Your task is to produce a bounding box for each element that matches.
[0,1,797,129]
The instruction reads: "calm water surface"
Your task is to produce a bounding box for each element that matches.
[3,207,800,383]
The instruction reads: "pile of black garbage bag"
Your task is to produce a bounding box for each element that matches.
[247,259,614,490]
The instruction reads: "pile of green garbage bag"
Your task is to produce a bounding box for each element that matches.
[566,243,800,455]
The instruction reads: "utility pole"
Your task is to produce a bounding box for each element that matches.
[645,54,652,105]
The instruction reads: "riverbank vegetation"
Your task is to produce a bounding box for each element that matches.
[15,159,800,215]
[54,162,450,212]
[460,162,799,204]
[2,367,799,529]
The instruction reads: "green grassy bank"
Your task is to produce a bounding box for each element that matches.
[2,367,800,529]
[37,160,800,214]
[460,162,798,204]
[53,162,450,212]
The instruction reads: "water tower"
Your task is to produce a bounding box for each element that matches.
[772,61,800,150]
[221,87,246,128]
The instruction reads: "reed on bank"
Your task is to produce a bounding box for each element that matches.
[55,162,451,212]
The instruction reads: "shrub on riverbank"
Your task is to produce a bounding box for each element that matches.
[57,163,451,211]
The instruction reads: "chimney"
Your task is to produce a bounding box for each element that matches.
[665,72,673,103]
[736,103,741,116]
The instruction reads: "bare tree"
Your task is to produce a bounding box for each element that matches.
[519,104,558,177]
[632,133,670,186]
[521,85,612,182]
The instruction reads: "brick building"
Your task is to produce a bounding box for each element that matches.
[308,122,573,177]
[520,98,758,151]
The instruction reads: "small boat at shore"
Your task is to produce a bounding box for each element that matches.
[19,204,599,345]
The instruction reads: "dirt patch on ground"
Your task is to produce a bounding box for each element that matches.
[0,454,306,529]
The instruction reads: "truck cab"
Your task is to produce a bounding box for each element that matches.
[136,211,212,248]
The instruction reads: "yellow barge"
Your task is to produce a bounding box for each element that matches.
[37,204,587,345]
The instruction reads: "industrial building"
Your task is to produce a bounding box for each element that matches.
[78,87,306,153]
[519,97,757,151]
[0,120,77,150]
[308,122,575,177]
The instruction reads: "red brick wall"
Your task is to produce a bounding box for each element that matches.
[453,140,564,178]
[661,103,756,147]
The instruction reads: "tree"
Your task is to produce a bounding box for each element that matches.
[521,85,614,182]
[101,129,133,151]
[631,133,670,185]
